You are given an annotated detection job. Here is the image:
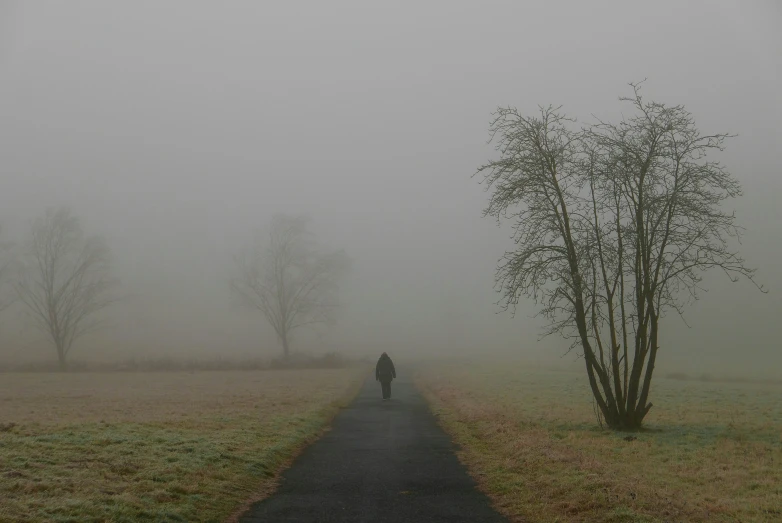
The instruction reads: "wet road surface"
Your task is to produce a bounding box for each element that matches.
[239,370,508,522]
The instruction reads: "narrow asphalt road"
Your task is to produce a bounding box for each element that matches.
[239,369,508,522]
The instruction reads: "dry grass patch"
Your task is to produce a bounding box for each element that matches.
[418,364,782,523]
[0,368,367,523]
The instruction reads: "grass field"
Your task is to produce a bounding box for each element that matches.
[418,363,782,523]
[0,368,367,523]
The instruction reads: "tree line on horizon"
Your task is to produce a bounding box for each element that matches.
[0,209,349,371]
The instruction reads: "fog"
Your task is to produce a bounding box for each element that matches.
[0,1,780,376]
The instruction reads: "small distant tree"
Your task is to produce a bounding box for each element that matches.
[16,207,117,371]
[231,214,350,359]
[0,226,15,316]
[477,83,763,430]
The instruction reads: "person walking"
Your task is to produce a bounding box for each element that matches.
[375,352,396,400]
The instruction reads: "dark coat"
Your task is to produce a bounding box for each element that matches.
[375,353,396,382]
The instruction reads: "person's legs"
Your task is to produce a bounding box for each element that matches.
[381,380,390,399]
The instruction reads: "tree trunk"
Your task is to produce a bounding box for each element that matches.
[635,311,659,423]
[280,330,290,360]
[57,346,67,372]
[593,362,652,431]
[599,397,645,431]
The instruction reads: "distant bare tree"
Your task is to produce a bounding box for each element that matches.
[0,226,16,316]
[231,214,350,359]
[477,83,763,430]
[16,207,117,371]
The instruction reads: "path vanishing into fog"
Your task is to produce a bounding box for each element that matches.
[239,371,508,523]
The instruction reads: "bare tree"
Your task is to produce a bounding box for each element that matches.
[231,214,349,359]
[0,226,16,316]
[16,207,117,371]
[476,83,763,430]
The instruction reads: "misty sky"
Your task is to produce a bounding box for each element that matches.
[1,1,780,375]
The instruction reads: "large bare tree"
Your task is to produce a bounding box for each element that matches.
[16,207,117,371]
[231,214,349,359]
[477,83,763,430]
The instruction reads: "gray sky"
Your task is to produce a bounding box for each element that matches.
[1,1,780,375]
